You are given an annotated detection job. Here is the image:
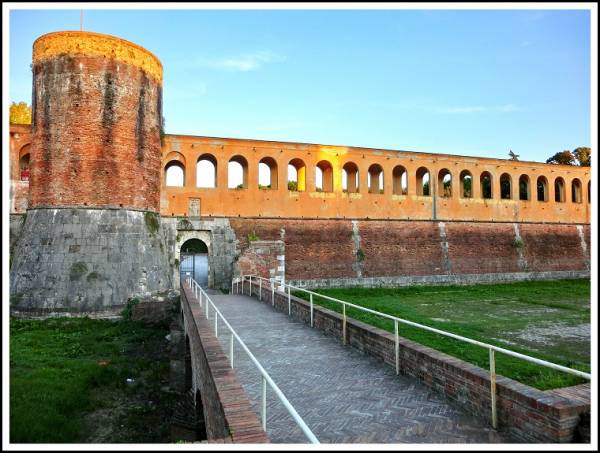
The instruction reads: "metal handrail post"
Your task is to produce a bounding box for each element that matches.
[249,275,253,297]
[259,278,262,301]
[215,311,218,337]
[271,279,275,306]
[230,333,234,368]
[394,320,399,375]
[262,376,267,431]
[490,348,497,429]
[288,285,291,316]
[342,303,347,345]
[310,293,314,328]
[205,296,209,319]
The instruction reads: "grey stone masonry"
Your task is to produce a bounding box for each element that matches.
[10,208,171,314]
[289,270,590,289]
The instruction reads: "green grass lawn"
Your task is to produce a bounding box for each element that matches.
[10,317,175,443]
[293,279,590,391]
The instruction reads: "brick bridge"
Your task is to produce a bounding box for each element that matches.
[176,279,589,444]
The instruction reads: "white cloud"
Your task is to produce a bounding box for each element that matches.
[198,51,286,72]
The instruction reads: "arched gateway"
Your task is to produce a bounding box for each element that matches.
[180,239,209,288]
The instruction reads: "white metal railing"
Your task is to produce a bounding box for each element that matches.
[236,275,591,430]
[185,278,319,444]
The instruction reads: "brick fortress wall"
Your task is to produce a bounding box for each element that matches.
[229,219,590,286]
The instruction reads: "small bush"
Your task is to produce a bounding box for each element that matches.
[247,230,259,242]
[514,238,525,249]
[121,298,140,320]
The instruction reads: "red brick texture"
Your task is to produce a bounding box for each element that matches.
[237,241,283,280]
[180,282,268,443]
[445,222,521,274]
[520,224,587,272]
[359,221,444,277]
[230,219,356,279]
[246,280,590,443]
[29,54,163,211]
[231,219,589,281]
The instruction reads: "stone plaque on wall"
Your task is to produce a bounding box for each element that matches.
[188,198,201,218]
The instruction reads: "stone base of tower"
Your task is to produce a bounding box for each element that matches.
[9,208,172,316]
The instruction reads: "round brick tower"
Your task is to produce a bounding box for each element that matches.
[10,31,171,315]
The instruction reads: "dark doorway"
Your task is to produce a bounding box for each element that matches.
[180,239,209,288]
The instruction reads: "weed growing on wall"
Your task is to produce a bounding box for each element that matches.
[247,230,259,242]
[356,248,365,262]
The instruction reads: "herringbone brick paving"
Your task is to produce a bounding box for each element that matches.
[210,293,517,444]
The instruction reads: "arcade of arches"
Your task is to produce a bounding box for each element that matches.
[159,134,590,224]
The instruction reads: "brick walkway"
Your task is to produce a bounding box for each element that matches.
[210,293,517,444]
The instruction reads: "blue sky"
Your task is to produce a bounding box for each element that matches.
[9,8,591,163]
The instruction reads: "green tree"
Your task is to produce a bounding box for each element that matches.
[287,181,298,191]
[10,102,32,125]
[573,147,591,166]
[422,181,430,196]
[508,150,519,161]
[547,148,591,166]
[546,150,576,166]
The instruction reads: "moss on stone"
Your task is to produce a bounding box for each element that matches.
[144,212,160,235]
[70,262,88,281]
[10,292,23,306]
[86,271,101,282]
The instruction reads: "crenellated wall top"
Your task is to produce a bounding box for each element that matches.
[33,31,163,83]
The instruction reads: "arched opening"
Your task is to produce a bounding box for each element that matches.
[228,155,248,189]
[480,171,493,199]
[416,167,430,196]
[519,174,530,201]
[571,178,582,203]
[258,157,278,190]
[180,239,209,287]
[19,149,30,181]
[165,161,185,187]
[288,158,306,191]
[554,177,565,203]
[196,154,217,188]
[500,173,512,200]
[342,162,359,193]
[368,164,384,194]
[588,181,591,203]
[537,176,548,202]
[438,169,452,198]
[316,160,333,192]
[459,170,472,198]
[392,165,408,195]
